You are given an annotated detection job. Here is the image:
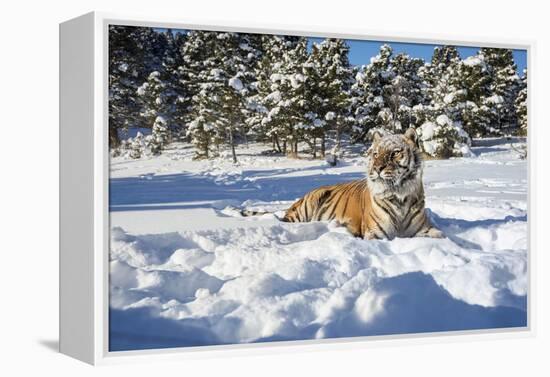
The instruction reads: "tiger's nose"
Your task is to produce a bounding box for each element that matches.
[380,168,394,178]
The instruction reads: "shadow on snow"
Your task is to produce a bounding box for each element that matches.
[109,272,526,351]
[109,168,365,211]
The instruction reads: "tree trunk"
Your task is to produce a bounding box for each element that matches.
[335,127,341,153]
[243,131,248,149]
[274,135,282,153]
[109,125,120,149]
[229,128,237,164]
[283,140,287,155]
[312,137,317,158]
[321,133,326,158]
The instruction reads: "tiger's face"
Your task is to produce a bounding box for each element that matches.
[366,128,422,196]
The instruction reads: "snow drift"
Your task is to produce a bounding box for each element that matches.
[108,138,527,351]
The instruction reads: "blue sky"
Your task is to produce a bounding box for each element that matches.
[157,28,527,74]
[309,37,526,74]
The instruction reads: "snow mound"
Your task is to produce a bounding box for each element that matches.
[110,202,527,349]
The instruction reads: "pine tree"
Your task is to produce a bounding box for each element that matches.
[301,41,326,157]
[247,35,299,153]
[161,29,188,140]
[515,69,527,135]
[183,31,220,159]
[386,53,425,130]
[415,46,472,158]
[308,38,353,156]
[417,45,461,121]
[451,53,493,137]
[136,70,174,154]
[234,33,263,148]
[109,26,149,148]
[179,30,216,132]
[181,31,262,162]
[109,26,170,149]
[480,48,521,131]
[417,114,472,158]
[214,32,261,163]
[351,45,425,143]
[248,36,308,157]
[281,37,311,156]
[129,132,146,159]
[351,44,393,143]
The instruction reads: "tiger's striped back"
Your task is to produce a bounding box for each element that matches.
[283,180,369,237]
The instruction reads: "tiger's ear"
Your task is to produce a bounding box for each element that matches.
[404,127,418,147]
[371,130,383,143]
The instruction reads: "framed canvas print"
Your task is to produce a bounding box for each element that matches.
[59,12,534,365]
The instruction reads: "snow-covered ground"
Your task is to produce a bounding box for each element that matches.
[109,138,528,351]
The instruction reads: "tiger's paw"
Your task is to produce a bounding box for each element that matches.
[424,227,444,238]
[363,231,378,240]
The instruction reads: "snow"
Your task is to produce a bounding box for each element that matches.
[228,76,244,91]
[109,138,527,351]
[270,73,284,82]
[136,82,148,96]
[265,90,282,103]
[418,115,473,157]
[420,121,437,141]
[290,73,306,88]
[463,55,485,67]
[436,114,452,126]
[486,94,504,104]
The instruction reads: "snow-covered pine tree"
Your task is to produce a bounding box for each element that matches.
[109,26,172,154]
[109,26,157,149]
[213,32,245,163]
[181,31,262,162]
[351,45,425,144]
[149,115,169,155]
[480,48,521,132]
[179,30,216,131]
[386,53,425,131]
[235,33,263,148]
[160,29,188,140]
[207,32,259,163]
[450,53,494,137]
[183,31,220,159]
[248,36,310,157]
[282,37,313,156]
[309,38,353,156]
[417,114,472,159]
[515,69,527,136]
[417,45,461,121]
[136,69,175,155]
[302,42,327,158]
[129,131,146,159]
[351,44,393,143]
[415,46,472,158]
[247,35,299,153]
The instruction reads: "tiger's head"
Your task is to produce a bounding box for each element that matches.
[366,128,423,197]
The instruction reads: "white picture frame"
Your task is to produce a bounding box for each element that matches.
[59,11,535,365]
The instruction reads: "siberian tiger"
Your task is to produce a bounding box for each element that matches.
[281,128,443,240]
